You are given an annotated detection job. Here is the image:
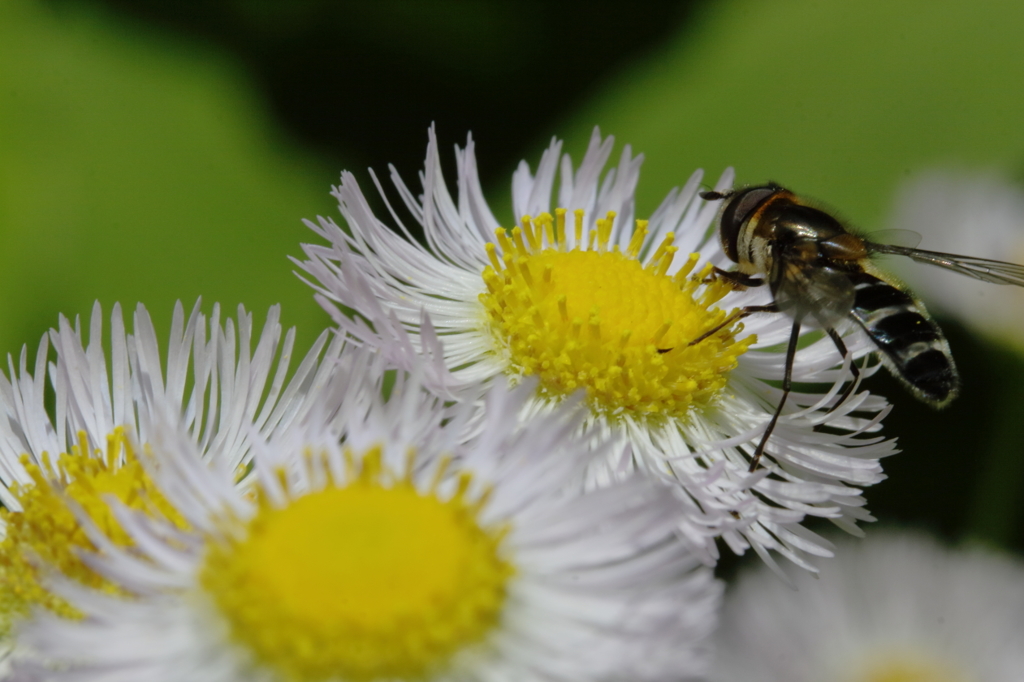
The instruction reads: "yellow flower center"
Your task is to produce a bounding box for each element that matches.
[480,209,754,422]
[201,447,513,682]
[854,650,971,682]
[0,428,188,632]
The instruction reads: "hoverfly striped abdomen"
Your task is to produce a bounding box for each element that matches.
[846,271,959,406]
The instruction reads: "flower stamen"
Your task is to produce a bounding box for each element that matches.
[0,428,186,629]
[202,446,513,682]
[479,210,754,422]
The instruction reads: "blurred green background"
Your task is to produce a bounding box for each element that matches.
[3,0,1024,567]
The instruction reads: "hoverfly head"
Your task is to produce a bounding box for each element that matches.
[705,184,782,263]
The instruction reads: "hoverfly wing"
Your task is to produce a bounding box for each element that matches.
[868,243,1024,287]
[863,229,922,249]
[772,258,857,327]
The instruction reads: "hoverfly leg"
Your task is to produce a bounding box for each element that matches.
[708,267,764,288]
[823,326,860,414]
[688,303,778,347]
[749,318,802,472]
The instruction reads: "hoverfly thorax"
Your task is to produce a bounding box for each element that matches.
[763,196,874,326]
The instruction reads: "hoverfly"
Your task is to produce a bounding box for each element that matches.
[695,183,1024,472]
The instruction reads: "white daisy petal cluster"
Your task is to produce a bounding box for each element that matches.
[298,126,898,569]
[712,532,1024,682]
[0,301,345,503]
[6,346,721,682]
[0,302,345,620]
[0,301,350,676]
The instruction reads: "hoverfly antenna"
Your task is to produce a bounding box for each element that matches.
[700,189,733,201]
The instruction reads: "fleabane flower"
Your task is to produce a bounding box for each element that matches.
[9,351,722,682]
[0,301,345,655]
[711,532,1024,682]
[298,127,897,570]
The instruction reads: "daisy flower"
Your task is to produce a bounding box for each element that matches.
[0,301,345,654]
[297,127,897,570]
[711,531,1024,682]
[9,350,723,682]
[888,169,1024,347]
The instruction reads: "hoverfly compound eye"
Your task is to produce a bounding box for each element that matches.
[718,185,780,263]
